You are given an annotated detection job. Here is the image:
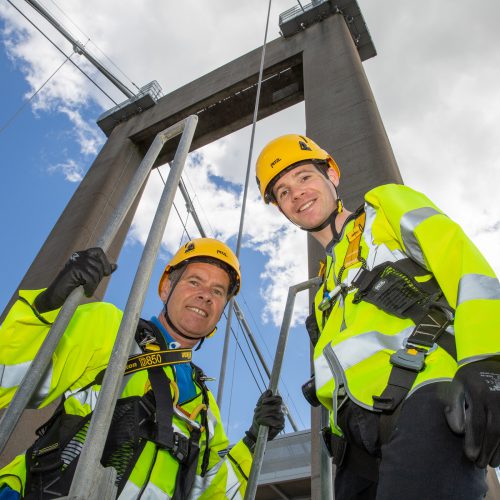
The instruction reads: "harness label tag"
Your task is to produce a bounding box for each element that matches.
[125,349,192,375]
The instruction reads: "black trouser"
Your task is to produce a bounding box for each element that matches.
[334,382,488,500]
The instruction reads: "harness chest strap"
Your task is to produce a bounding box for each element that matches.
[344,211,366,268]
[318,209,366,312]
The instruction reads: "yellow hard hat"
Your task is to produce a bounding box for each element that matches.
[158,238,241,298]
[255,134,340,204]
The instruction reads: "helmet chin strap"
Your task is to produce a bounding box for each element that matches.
[162,267,216,351]
[301,198,343,234]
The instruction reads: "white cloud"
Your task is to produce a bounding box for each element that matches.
[47,158,83,182]
[58,106,104,156]
[2,0,499,328]
[256,225,309,326]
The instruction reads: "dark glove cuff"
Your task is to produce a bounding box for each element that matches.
[243,431,256,453]
[33,291,54,314]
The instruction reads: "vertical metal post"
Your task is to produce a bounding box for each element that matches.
[244,277,321,500]
[0,116,196,456]
[216,0,273,407]
[61,115,198,500]
[320,407,333,497]
[233,302,299,432]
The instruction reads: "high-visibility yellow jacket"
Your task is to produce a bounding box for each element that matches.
[313,184,500,433]
[0,290,252,499]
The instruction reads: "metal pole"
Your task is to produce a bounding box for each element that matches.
[24,0,134,98]
[0,116,196,456]
[233,301,299,432]
[217,0,273,406]
[62,115,198,500]
[320,407,333,498]
[244,276,322,500]
[217,298,235,406]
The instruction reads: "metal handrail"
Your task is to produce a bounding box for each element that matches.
[279,0,327,25]
[61,115,198,499]
[0,116,195,457]
[244,276,322,500]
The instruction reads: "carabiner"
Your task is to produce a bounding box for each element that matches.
[318,284,342,312]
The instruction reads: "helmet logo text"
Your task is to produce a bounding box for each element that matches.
[216,249,228,257]
[184,242,195,254]
[299,140,312,151]
[270,157,281,168]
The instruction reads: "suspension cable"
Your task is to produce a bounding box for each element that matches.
[0,52,71,136]
[46,0,141,92]
[217,0,273,408]
[6,0,118,105]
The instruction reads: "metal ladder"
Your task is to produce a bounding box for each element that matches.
[0,115,198,500]
[244,276,327,500]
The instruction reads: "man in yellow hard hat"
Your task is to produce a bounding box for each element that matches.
[256,134,500,499]
[0,238,285,499]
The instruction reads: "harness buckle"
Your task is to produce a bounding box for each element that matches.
[390,333,440,372]
[390,347,427,372]
[171,432,190,464]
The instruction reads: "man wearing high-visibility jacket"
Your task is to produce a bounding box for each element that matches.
[256,134,500,499]
[0,238,285,499]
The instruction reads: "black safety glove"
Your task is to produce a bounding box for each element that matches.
[444,357,500,468]
[34,248,117,313]
[243,390,285,452]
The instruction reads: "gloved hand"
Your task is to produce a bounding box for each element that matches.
[444,357,500,468]
[34,248,117,313]
[243,389,285,451]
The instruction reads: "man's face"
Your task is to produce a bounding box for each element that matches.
[272,163,338,229]
[160,262,230,340]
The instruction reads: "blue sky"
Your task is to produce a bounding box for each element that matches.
[1,0,499,447]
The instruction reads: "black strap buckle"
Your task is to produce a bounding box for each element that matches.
[171,432,190,464]
[390,346,427,372]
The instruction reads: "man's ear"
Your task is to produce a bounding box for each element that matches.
[159,279,172,303]
[326,167,339,187]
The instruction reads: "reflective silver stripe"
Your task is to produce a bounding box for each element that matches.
[314,352,334,391]
[29,365,53,407]
[458,274,500,304]
[187,460,224,499]
[322,344,347,430]
[1,360,53,407]
[408,377,453,398]
[119,479,169,500]
[458,354,500,366]
[118,480,140,499]
[65,386,100,411]
[225,460,244,500]
[206,407,218,441]
[1,360,32,388]
[333,327,413,370]
[362,204,407,270]
[400,207,441,268]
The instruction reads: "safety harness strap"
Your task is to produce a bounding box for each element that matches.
[142,321,206,499]
[373,307,452,412]
[318,208,366,314]
[25,319,206,499]
[352,258,447,323]
[344,211,366,268]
